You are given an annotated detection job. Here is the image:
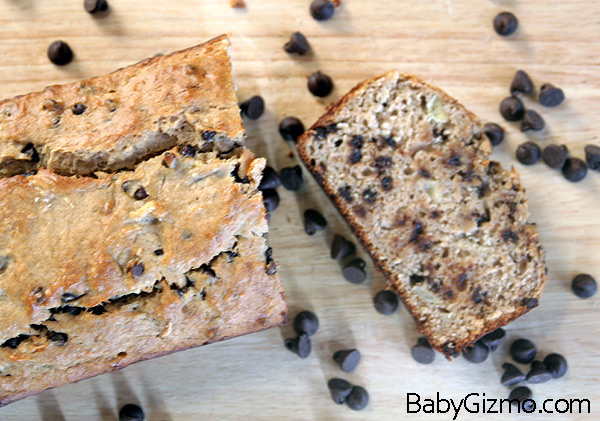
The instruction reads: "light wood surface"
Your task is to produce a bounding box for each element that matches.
[0,1,599,419]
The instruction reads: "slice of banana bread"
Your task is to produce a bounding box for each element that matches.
[297,71,545,357]
[0,35,243,177]
[0,148,286,405]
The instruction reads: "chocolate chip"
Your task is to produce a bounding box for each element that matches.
[462,340,489,363]
[262,189,280,213]
[0,256,10,273]
[285,334,311,358]
[411,337,435,364]
[539,84,565,107]
[327,378,353,404]
[259,166,281,190]
[373,290,399,315]
[85,0,109,13]
[409,221,423,242]
[571,273,596,298]
[47,41,73,65]
[49,332,68,346]
[294,311,319,336]
[133,186,148,200]
[584,144,600,170]
[381,176,393,191]
[21,143,40,163]
[510,338,536,364]
[501,362,526,386]
[349,149,362,164]
[202,130,216,141]
[280,165,303,191]
[493,11,518,36]
[542,144,568,169]
[279,117,305,142]
[310,0,335,21]
[516,142,541,165]
[520,110,545,132]
[88,305,107,315]
[314,123,338,139]
[2,334,29,349]
[333,349,361,372]
[350,135,364,149]
[304,209,328,235]
[308,71,334,97]
[510,70,534,95]
[119,403,145,421]
[346,386,369,411]
[508,387,533,409]
[479,328,506,352]
[178,144,196,157]
[284,31,310,54]
[331,235,355,260]
[500,96,525,121]
[543,353,568,378]
[131,262,144,278]
[240,95,265,120]
[71,103,86,115]
[526,360,553,384]
[483,123,505,146]
[61,293,80,303]
[342,258,367,284]
[562,158,588,182]
[362,189,377,204]
[524,297,538,308]
[447,155,461,166]
[338,185,353,202]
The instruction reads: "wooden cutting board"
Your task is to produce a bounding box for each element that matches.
[0,1,598,419]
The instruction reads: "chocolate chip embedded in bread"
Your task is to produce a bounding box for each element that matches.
[71,103,87,115]
[133,186,149,200]
[131,262,144,278]
[362,189,377,204]
[202,130,216,141]
[349,149,362,164]
[350,135,364,149]
[49,332,68,346]
[338,185,353,202]
[178,144,197,157]
[21,143,40,163]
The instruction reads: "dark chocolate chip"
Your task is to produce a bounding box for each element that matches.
[285,334,311,358]
[542,144,568,169]
[279,117,305,142]
[342,258,367,284]
[543,353,568,378]
[71,103,86,115]
[409,221,423,242]
[49,332,68,346]
[262,189,280,213]
[502,229,518,243]
[501,362,526,386]
[338,185,353,202]
[202,130,216,141]
[510,338,536,364]
[493,11,518,36]
[571,273,597,298]
[85,0,109,14]
[1,335,29,349]
[373,290,399,315]
[330,235,356,260]
[483,123,505,146]
[21,143,40,163]
[308,71,334,97]
[131,262,144,278]
[526,360,553,384]
[562,158,588,182]
[349,149,362,164]
[524,297,538,308]
[294,311,319,336]
[61,293,80,304]
[539,84,565,107]
[259,166,281,190]
[584,144,600,170]
[47,41,73,65]
[346,386,369,411]
[381,176,393,191]
[350,135,364,149]
[304,209,328,235]
[480,328,506,352]
[310,0,335,21]
[509,387,533,409]
[520,110,545,132]
[280,165,303,191]
[447,155,461,166]
[333,349,361,372]
[133,186,148,200]
[516,142,541,165]
[500,96,525,121]
[240,95,265,120]
[178,144,196,157]
[284,31,310,54]
[328,378,353,404]
[510,70,534,95]
[411,337,435,364]
[362,189,377,204]
[119,403,145,421]
[462,340,489,363]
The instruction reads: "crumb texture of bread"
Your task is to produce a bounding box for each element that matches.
[0,35,244,177]
[297,71,545,357]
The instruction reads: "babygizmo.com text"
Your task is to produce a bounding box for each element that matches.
[406,392,591,419]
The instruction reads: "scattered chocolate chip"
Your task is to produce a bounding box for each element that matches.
[133,186,148,200]
[462,340,489,363]
[310,0,335,21]
[21,143,40,163]
[381,176,393,191]
[346,386,369,411]
[500,96,525,121]
[131,262,144,278]
[280,165,303,191]
[526,360,553,384]
[303,209,328,235]
[412,337,435,364]
[543,353,568,378]
[240,95,265,120]
[49,332,68,346]
[330,235,356,260]
[85,0,109,14]
[571,273,597,298]
[493,11,518,36]
[483,123,505,146]
[480,328,506,352]
[279,117,305,142]
[510,339,536,364]
[294,311,319,336]
[542,144,568,169]
[510,70,534,95]
[47,41,73,65]
[308,71,334,97]
[562,158,588,182]
[520,110,545,132]
[284,31,310,54]
[327,378,353,404]
[584,144,600,170]
[71,103,86,115]
[373,290,399,315]
[516,142,541,165]
[262,189,280,213]
[178,144,196,157]
[333,349,361,372]
[285,334,311,358]
[342,258,367,284]
[539,84,565,107]
[362,189,377,204]
[259,166,281,190]
[509,387,533,409]
[501,362,526,386]
[119,403,145,421]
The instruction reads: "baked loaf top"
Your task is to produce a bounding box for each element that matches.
[0,35,243,177]
[298,71,546,357]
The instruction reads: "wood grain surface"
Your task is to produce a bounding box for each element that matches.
[0,0,599,419]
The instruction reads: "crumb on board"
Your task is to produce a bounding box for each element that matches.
[230,0,246,8]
